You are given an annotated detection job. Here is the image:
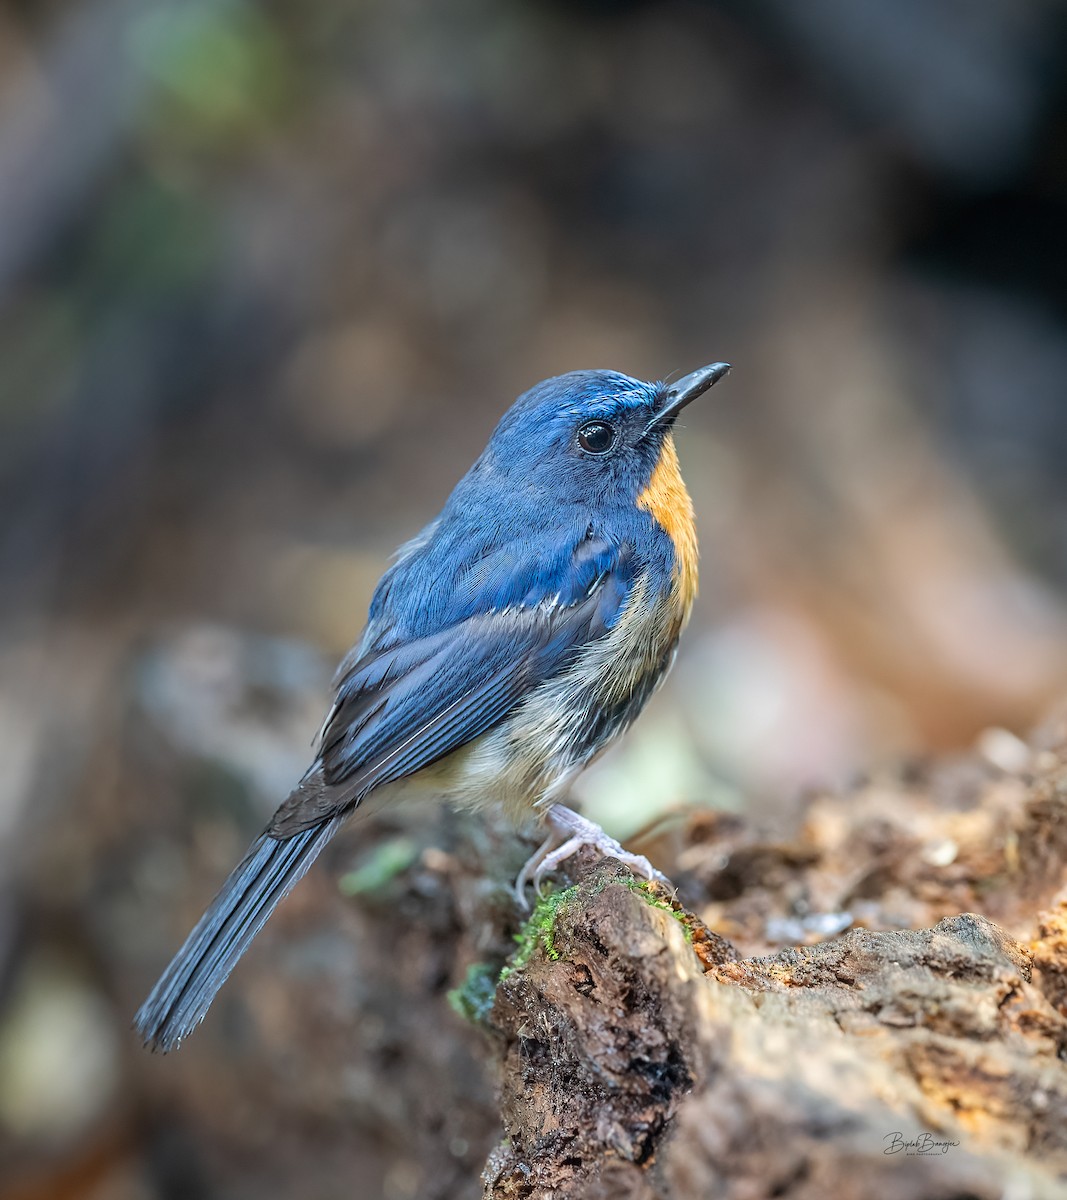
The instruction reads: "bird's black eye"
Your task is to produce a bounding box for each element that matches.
[577,420,618,455]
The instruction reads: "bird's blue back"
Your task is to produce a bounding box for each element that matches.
[362,370,678,647]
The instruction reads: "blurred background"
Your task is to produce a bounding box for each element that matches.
[2,0,1067,1197]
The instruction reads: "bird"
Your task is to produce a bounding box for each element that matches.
[135,361,731,1051]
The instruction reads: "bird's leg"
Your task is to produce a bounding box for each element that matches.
[513,832,555,909]
[534,804,670,891]
[515,803,669,907]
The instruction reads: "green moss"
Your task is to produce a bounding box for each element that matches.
[500,884,580,980]
[447,962,498,1025]
[622,877,694,942]
[338,836,419,896]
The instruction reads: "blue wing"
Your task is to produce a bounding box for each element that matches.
[268,529,635,836]
[135,510,666,1049]
[135,530,638,1049]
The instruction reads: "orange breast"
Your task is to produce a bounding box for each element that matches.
[636,432,698,614]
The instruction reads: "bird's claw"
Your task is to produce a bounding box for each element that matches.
[514,803,669,909]
[513,833,553,909]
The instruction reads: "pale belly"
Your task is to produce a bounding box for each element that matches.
[413,577,686,822]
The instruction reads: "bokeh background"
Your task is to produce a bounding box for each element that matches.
[2,1,1067,1197]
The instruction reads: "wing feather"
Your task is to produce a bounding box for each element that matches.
[268,556,632,837]
[138,525,644,1047]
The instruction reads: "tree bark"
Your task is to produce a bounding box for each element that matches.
[478,858,1067,1199]
[467,712,1067,1198]
[63,632,1067,1199]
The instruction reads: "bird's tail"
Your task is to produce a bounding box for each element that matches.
[134,815,345,1052]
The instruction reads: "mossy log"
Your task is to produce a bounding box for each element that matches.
[476,857,1067,1199]
[67,636,1067,1199]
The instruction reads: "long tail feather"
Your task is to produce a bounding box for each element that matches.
[134,815,345,1052]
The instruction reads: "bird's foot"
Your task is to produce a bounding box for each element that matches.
[513,832,555,908]
[514,803,668,909]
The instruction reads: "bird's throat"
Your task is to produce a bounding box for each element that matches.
[636,432,698,613]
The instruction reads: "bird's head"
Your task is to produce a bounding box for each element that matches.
[477,363,731,508]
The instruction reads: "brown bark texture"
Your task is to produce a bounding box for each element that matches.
[8,632,1067,1200]
[483,862,1067,1199]
[472,710,1067,1198]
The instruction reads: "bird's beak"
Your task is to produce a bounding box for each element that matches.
[646,362,731,432]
